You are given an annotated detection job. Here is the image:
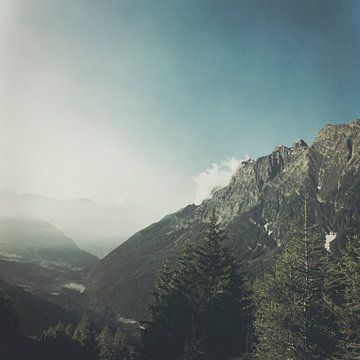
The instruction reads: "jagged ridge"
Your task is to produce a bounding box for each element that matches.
[87,120,360,320]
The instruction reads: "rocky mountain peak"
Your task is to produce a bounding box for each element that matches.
[273,144,290,153]
[87,120,360,320]
[314,119,360,142]
[292,139,308,149]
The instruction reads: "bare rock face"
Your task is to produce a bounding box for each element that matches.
[87,120,360,320]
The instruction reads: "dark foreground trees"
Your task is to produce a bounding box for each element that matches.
[255,202,338,359]
[330,235,360,359]
[0,299,133,360]
[2,211,359,359]
[0,289,44,360]
[39,315,132,360]
[0,291,22,359]
[255,231,337,359]
[97,325,132,360]
[140,214,252,360]
[255,232,360,359]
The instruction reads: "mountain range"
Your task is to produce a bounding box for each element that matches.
[0,215,98,294]
[0,191,132,257]
[86,120,360,320]
[1,119,359,332]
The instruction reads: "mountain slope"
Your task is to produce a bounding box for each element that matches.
[87,120,360,320]
[0,279,81,336]
[0,191,142,257]
[0,216,97,268]
[0,216,97,296]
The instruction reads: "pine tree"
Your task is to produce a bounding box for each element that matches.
[140,213,252,360]
[72,314,97,359]
[140,245,201,360]
[97,326,131,360]
[65,323,74,338]
[39,321,86,360]
[330,235,360,359]
[255,199,337,359]
[192,213,252,359]
[97,326,114,360]
[180,324,207,360]
[73,314,93,345]
[113,329,131,360]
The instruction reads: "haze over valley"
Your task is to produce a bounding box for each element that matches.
[1,1,360,359]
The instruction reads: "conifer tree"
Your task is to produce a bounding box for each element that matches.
[140,213,252,360]
[330,235,360,359]
[65,323,74,338]
[40,321,88,359]
[180,325,207,360]
[73,314,97,359]
[97,326,131,360]
[255,198,337,359]
[73,314,93,345]
[192,213,252,359]
[97,326,114,360]
[113,329,132,360]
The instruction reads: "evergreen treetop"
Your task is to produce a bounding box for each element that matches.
[140,213,252,360]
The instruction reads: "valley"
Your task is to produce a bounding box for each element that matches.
[1,120,359,358]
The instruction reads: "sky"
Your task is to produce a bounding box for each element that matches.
[0,0,360,228]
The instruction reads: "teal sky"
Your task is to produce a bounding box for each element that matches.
[1,0,360,226]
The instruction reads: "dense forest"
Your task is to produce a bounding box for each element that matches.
[1,205,359,359]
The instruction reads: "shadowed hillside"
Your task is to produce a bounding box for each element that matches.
[87,120,360,320]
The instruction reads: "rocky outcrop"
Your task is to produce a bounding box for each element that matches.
[87,120,360,320]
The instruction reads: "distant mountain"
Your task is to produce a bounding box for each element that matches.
[0,192,133,257]
[87,120,360,320]
[0,215,97,297]
[0,216,96,268]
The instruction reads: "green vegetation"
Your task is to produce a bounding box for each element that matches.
[1,206,360,359]
[0,299,133,360]
[139,207,360,359]
[254,201,337,359]
[139,214,252,359]
[329,235,360,359]
[38,315,133,360]
[254,200,360,359]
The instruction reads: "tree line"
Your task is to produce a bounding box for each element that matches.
[139,211,360,359]
[1,208,360,359]
[0,302,132,360]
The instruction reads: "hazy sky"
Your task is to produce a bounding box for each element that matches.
[1,0,360,224]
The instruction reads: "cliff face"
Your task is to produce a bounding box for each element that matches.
[87,120,360,320]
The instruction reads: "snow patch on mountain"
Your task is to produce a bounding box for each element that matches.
[63,282,85,293]
[325,232,336,251]
[264,222,273,236]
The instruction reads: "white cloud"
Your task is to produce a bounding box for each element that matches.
[193,156,249,205]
